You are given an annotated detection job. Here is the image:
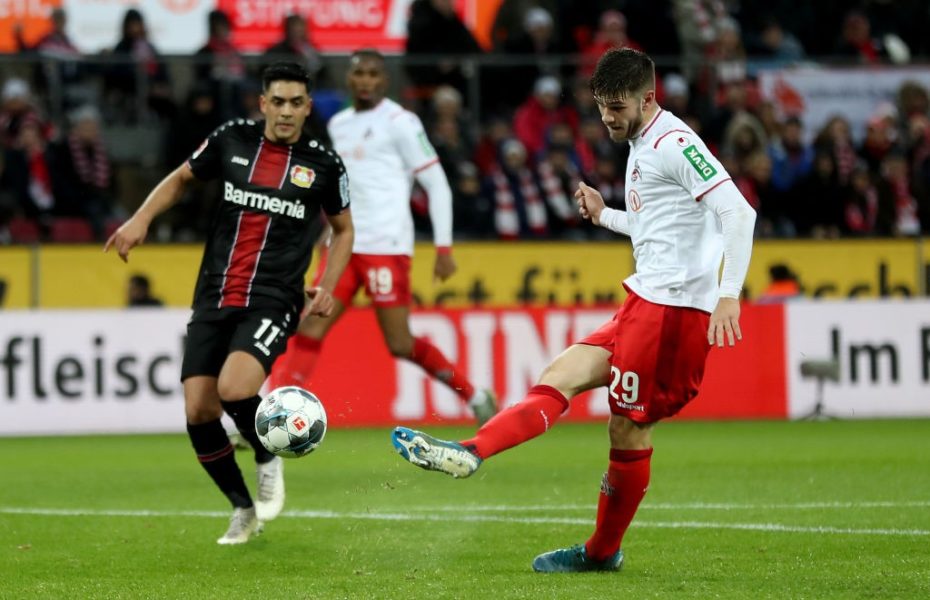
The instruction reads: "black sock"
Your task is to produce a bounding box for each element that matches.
[186,419,252,509]
[221,396,275,464]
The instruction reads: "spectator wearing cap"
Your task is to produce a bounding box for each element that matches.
[484,6,570,113]
[513,76,579,160]
[0,79,49,150]
[662,73,691,116]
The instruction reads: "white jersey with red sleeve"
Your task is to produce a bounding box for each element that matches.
[327,98,444,256]
[622,108,735,313]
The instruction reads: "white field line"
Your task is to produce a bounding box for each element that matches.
[0,506,927,537]
[411,500,930,511]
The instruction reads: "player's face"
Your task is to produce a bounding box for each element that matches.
[347,57,387,110]
[596,89,653,142]
[260,80,312,144]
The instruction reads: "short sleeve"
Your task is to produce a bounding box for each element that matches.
[186,123,230,181]
[655,132,731,201]
[322,156,350,216]
[390,110,439,172]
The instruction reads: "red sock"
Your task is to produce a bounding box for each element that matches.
[269,334,322,388]
[585,448,653,561]
[410,336,475,400]
[459,384,568,459]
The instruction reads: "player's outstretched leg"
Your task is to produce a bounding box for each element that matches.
[532,544,623,573]
[221,397,285,522]
[467,388,499,426]
[391,427,482,478]
[217,506,260,545]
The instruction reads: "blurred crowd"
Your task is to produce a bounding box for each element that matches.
[2,0,930,244]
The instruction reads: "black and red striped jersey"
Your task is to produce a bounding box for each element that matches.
[186,118,349,316]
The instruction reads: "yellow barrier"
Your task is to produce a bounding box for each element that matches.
[0,239,926,308]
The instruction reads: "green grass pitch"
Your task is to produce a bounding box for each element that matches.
[1,420,929,599]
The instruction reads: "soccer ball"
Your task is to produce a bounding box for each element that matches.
[254,386,327,458]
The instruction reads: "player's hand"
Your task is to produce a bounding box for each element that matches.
[103,217,149,263]
[707,297,742,347]
[434,252,457,283]
[304,286,334,317]
[576,181,606,225]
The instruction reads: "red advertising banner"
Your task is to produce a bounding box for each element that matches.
[306,305,788,428]
[218,0,470,54]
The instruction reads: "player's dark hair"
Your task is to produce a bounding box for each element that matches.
[350,48,385,65]
[590,48,655,101]
[262,62,313,93]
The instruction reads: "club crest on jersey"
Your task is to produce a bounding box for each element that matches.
[290,165,315,189]
[631,160,641,182]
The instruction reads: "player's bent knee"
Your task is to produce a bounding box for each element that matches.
[185,403,223,425]
[608,414,653,450]
[387,340,414,358]
[216,378,258,403]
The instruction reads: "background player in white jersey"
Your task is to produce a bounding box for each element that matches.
[270,49,497,424]
[391,48,757,572]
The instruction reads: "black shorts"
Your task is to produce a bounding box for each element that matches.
[180,306,297,381]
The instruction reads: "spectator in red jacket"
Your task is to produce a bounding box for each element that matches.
[513,76,579,160]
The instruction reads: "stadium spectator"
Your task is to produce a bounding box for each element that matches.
[580,10,643,76]
[450,161,494,237]
[104,9,174,121]
[536,142,584,239]
[768,116,813,193]
[14,7,85,105]
[721,111,767,166]
[195,9,247,120]
[0,78,49,150]
[15,119,56,221]
[54,105,117,239]
[269,50,497,426]
[814,115,857,186]
[877,150,921,236]
[262,14,323,82]
[793,151,844,238]
[513,76,579,160]
[127,273,163,307]
[756,263,802,303]
[844,162,880,235]
[405,0,483,106]
[473,116,513,176]
[105,62,354,545]
[672,0,731,81]
[661,72,691,116]
[490,0,564,50]
[392,47,756,574]
[745,17,805,67]
[834,10,909,65]
[736,151,789,237]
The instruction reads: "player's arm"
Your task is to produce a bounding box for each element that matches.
[104,163,196,262]
[305,209,353,317]
[701,180,756,347]
[394,111,456,282]
[414,161,456,282]
[576,181,630,236]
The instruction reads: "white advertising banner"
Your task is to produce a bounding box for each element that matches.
[0,309,190,435]
[786,300,930,419]
[63,0,214,53]
[758,67,930,143]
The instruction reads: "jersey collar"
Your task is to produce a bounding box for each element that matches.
[633,107,664,146]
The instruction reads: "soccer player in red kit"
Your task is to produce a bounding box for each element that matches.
[392,48,757,572]
[106,63,353,544]
[269,49,497,424]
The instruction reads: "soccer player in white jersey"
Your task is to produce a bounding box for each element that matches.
[270,49,497,424]
[392,48,756,572]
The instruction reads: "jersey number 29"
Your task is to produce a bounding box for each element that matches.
[608,366,640,403]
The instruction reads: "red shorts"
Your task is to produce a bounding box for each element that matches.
[316,253,412,308]
[577,291,711,423]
